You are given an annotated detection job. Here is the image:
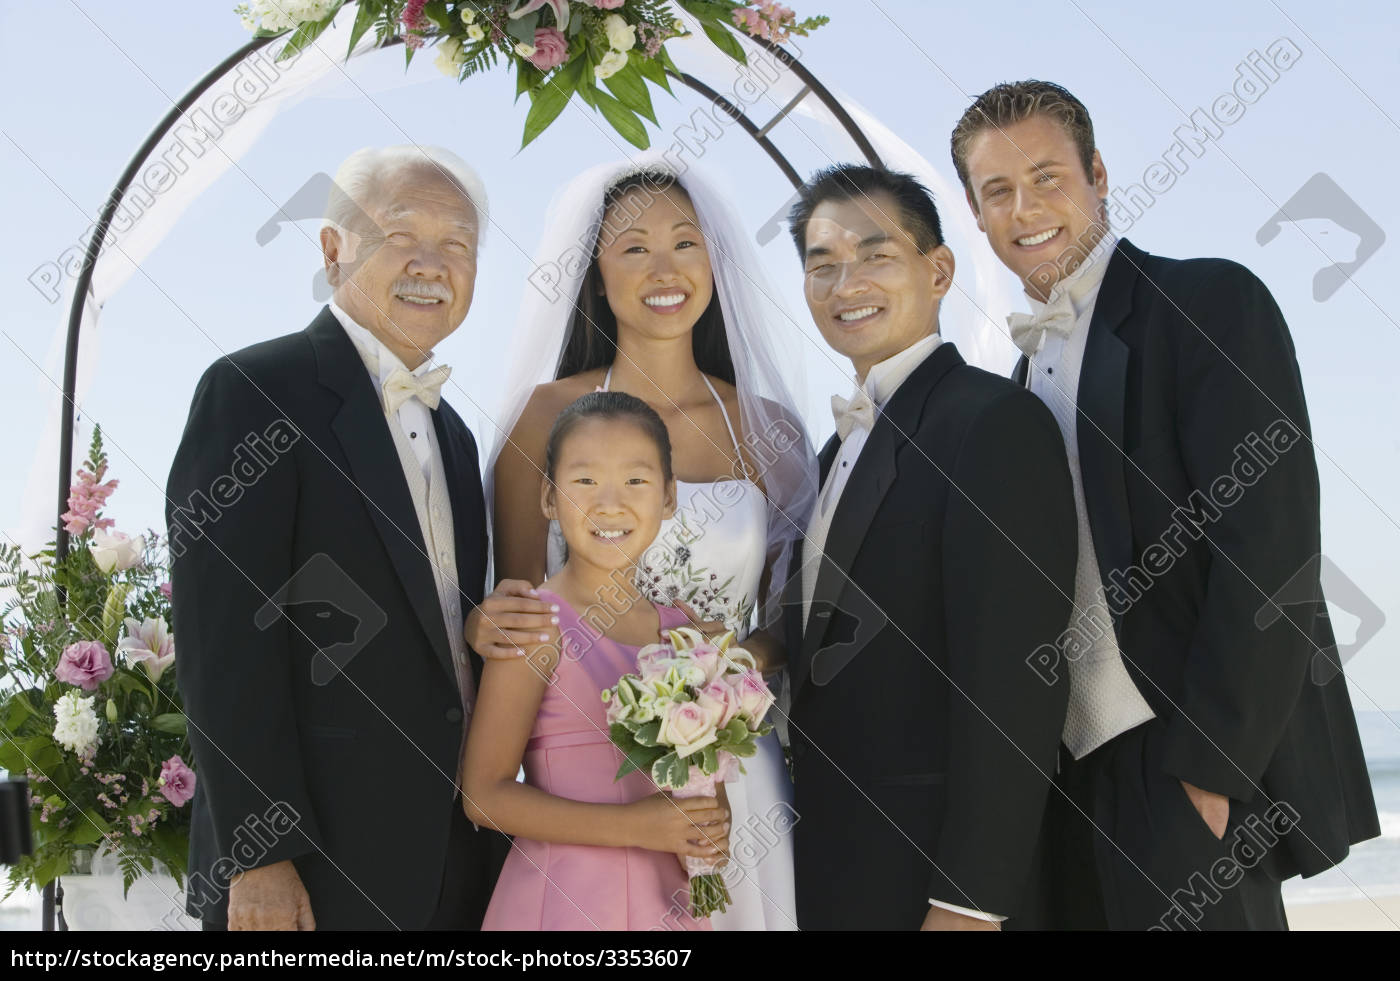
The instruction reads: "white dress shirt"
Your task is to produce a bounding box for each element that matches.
[802,332,942,627]
[329,301,438,482]
[1016,237,1155,760]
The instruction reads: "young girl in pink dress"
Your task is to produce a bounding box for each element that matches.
[463,392,730,931]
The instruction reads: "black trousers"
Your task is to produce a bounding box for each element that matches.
[201,807,508,932]
[1012,720,1288,931]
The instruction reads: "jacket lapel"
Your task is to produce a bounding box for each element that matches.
[794,342,964,695]
[432,402,488,688]
[309,309,456,685]
[1076,239,1141,632]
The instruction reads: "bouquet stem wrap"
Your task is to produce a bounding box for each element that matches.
[672,766,730,919]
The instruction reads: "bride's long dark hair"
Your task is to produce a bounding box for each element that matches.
[554,170,736,386]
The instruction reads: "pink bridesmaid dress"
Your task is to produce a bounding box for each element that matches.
[481,590,712,932]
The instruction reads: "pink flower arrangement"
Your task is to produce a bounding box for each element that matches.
[602,625,775,917]
[55,640,114,691]
[117,616,176,682]
[733,1,799,42]
[158,755,196,807]
[61,463,118,536]
[528,27,569,71]
[400,0,428,31]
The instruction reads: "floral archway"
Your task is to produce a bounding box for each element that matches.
[18,0,902,931]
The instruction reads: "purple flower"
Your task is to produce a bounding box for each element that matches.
[158,755,196,807]
[55,640,114,690]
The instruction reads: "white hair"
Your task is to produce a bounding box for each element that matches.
[325,144,489,245]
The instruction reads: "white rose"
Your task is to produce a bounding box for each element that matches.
[53,691,100,756]
[594,49,628,80]
[89,529,145,574]
[435,36,466,77]
[604,14,637,53]
[460,8,476,25]
[466,23,486,42]
[514,41,537,58]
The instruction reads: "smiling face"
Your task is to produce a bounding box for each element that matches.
[595,185,715,344]
[802,191,955,380]
[323,163,478,367]
[543,416,677,575]
[963,113,1109,301]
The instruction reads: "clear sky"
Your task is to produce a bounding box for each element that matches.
[2,0,1397,708]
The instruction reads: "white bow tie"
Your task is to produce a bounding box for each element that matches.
[382,365,452,414]
[831,388,876,441]
[1006,290,1076,358]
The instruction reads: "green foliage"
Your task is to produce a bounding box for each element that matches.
[236,0,829,155]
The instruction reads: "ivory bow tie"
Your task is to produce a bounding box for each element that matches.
[382,365,452,414]
[1006,291,1076,358]
[831,388,876,441]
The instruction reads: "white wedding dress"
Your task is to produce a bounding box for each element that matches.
[546,367,799,931]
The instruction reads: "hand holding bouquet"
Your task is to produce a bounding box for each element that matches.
[601,627,776,917]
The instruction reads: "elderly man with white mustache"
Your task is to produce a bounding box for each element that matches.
[167,145,522,931]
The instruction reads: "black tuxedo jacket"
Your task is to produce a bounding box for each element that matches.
[1012,238,1379,876]
[168,307,495,929]
[785,341,1079,928]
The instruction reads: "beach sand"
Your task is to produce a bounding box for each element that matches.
[1286,895,1400,930]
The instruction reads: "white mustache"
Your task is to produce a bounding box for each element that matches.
[392,279,452,302]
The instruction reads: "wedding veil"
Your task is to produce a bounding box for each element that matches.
[484,155,819,632]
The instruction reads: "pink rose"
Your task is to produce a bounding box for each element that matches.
[528,27,569,71]
[55,640,114,691]
[590,0,626,8]
[159,581,172,601]
[733,669,775,729]
[695,678,741,730]
[158,755,196,807]
[656,700,719,760]
[637,643,672,681]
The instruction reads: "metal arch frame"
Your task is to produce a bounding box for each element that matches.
[45,24,881,932]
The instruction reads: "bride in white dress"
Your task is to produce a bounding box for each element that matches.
[480,159,817,930]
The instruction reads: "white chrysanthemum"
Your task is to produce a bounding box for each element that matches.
[53,691,100,756]
[238,0,339,35]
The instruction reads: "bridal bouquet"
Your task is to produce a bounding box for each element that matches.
[601,625,775,917]
[0,429,193,899]
[235,1,827,149]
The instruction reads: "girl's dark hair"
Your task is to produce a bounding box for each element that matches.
[544,391,674,488]
[555,169,735,386]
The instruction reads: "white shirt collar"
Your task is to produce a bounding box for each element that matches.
[859,331,943,408]
[1025,232,1119,323]
[327,300,438,388]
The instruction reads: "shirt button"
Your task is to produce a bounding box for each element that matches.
[1047,367,1054,375]
[445,707,463,723]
